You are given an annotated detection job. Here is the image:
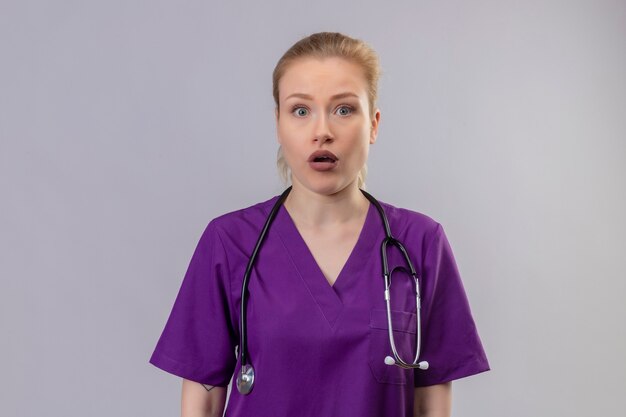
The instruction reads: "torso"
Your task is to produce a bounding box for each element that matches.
[200,194,451,415]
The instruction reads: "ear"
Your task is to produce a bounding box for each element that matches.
[369,108,380,144]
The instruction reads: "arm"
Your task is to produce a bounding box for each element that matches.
[181,379,227,417]
[413,382,452,417]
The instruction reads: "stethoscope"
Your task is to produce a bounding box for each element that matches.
[236,186,429,395]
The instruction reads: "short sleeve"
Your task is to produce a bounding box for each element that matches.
[414,223,490,387]
[149,220,237,387]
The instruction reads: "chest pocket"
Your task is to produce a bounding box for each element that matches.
[367,308,417,385]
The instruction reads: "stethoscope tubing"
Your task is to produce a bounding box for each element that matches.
[236,186,427,395]
[239,186,291,369]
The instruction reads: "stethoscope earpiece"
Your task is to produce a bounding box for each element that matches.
[385,356,429,370]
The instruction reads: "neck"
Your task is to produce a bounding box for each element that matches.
[282,179,370,229]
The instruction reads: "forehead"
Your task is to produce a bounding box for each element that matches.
[279,56,367,101]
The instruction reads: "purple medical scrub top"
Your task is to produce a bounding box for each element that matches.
[149,194,490,416]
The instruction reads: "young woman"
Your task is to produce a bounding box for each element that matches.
[149,31,490,417]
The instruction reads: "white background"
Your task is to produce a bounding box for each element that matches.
[1,1,624,416]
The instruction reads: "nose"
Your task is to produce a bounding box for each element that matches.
[313,112,333,143]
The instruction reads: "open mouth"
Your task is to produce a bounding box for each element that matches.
[308,150,338,171]
[313,156,336,163]
[308,150,338,162]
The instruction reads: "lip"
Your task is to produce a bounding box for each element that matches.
[307,150,338,163]
[307,150,338,172]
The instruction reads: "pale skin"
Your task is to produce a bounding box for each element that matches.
[180,56,451,417]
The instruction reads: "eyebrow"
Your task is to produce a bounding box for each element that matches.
[284,92,360,101]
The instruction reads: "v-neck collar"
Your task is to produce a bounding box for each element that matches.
[273,197,378,328]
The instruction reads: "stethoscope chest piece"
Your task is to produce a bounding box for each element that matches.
[236,364,255,394]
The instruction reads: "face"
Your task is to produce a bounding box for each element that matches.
[275,56,380,196]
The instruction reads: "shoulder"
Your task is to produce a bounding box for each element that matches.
[373,198,444,253]
[203,194,281,241]
[376,198,441,236]
[370,197,456,268]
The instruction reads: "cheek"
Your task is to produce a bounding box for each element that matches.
[341,142,368,172]
[345,123,371,151]
[355,146,369,166]
[348,129,371,166]
[278,117,302,142]
[277,124,293,152]
[277,125,302,166]
[277,121,287,144]
[343,117,371,139]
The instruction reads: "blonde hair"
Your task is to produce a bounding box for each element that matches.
[273,32,381,190]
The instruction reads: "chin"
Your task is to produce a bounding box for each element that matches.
[304,179,355,196]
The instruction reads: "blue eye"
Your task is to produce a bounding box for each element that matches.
[292,106,308,117]
[336,105,354,116]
